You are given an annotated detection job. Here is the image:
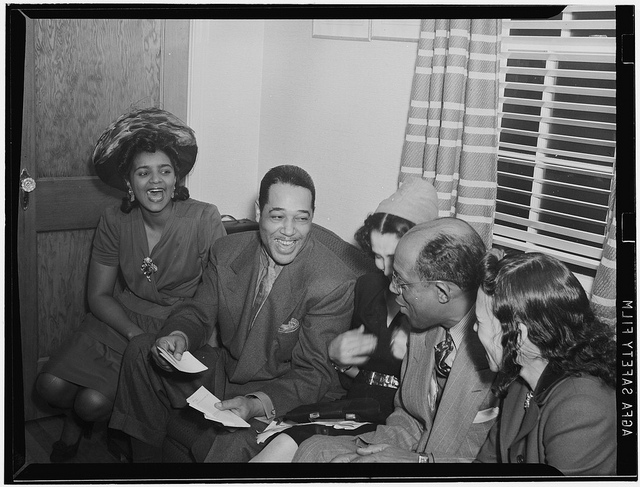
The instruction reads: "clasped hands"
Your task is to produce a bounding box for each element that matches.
[152,334,261,421]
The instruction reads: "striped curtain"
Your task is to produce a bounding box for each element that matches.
[590,169,616,327]
[398,18,500,247]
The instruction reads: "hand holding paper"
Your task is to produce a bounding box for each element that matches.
[187,386,250,428]
[157,347,208,373]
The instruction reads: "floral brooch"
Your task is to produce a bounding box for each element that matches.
[141,257,158,282]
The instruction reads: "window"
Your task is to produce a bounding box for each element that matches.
[494,5,616,290]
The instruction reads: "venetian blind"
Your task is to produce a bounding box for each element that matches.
[494,5,616,279]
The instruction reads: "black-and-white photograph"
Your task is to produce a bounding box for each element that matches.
[6,3,635,484]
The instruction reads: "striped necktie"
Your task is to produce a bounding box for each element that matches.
[250,260,277,326]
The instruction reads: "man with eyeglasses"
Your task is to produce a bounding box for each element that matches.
[293,217,499,463]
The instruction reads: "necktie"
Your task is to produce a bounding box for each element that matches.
[434,330,454,379]
[429,330,454,411]
[251,260,277,326]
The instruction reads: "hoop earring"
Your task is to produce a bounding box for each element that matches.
[128,189,135,202]
[171,187,175,199]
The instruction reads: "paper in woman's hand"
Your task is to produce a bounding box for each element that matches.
[157,347,208,373]
[186,386,250,428]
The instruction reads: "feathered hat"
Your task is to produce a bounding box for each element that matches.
[92,107,197,192]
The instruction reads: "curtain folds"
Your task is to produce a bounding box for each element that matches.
[398,18,500,248]
[590,168,617,327]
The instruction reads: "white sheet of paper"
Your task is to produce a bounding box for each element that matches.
[186,386,250,428]
[255,420,296,444]
[256,419,371,444]
[157,347,208,373]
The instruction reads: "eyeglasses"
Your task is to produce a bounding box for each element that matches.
[391,271,441,296]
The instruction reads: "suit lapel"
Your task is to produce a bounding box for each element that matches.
[230,238,313,382]
[512,397,540,444]
[424,322,494,454]
[508,368,563,447]
[499,382,529,460]
[224,238,262,351]
[401,328,439,435]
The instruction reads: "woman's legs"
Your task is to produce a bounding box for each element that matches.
[36,373,85,445]
[36,373,112,448]
[36,372,79,409]
[74,387,113,423]
[249,433,299,462]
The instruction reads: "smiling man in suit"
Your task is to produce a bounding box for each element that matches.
[293,217,499,463]
[109,165,359,462]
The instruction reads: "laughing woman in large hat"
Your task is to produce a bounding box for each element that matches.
[36,108,226,462]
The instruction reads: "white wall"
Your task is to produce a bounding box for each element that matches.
[258,20,417,242]
[187,20,265,220]
[188,19,418,242]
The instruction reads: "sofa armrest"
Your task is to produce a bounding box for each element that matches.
[311,223,377,277]
[221,215,259,234]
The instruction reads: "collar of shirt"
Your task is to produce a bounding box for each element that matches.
[445,306,475,352]
[256,248,283,285]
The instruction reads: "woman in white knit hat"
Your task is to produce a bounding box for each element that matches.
[251,177,438,462]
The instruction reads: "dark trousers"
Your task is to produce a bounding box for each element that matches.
[109,333,206,445]
[109,333,268,462]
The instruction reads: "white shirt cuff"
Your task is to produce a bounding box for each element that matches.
[246,391,276,420]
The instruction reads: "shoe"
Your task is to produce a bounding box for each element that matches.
[49,423,93,463]
[106,428,132,463]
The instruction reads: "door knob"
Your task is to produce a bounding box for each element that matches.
[19,168,36,210]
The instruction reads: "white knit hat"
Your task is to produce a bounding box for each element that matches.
[374,177,439,225]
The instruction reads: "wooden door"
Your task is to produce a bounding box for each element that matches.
[16,16,190,420]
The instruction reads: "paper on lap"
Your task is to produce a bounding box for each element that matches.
[187,386,250,428]
[157,347,208,373]
[256,418,371,444]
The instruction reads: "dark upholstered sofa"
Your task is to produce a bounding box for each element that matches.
[160,222,377,462]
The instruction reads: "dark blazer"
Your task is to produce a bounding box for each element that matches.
[161,229,359,418]
[350,272,405,377]
[359,309,499,462]
[475,368,617,475]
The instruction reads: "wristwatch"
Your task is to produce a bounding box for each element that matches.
[332,362,352,374]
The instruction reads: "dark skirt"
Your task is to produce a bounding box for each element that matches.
[42,292,173,403]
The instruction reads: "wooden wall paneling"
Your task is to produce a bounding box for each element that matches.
[34,19,163,179]
[162,20,190,121]
[36,229,94,358]
[35,178,123,232]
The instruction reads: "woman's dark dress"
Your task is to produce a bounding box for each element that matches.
[42,199,226,402]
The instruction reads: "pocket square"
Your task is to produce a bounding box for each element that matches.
[278,318,300,333]
[473,407,499,424]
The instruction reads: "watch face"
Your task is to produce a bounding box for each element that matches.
[332,362,351,374]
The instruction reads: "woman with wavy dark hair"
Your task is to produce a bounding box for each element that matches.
[474,250,616,475]
[36,108,226,462]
